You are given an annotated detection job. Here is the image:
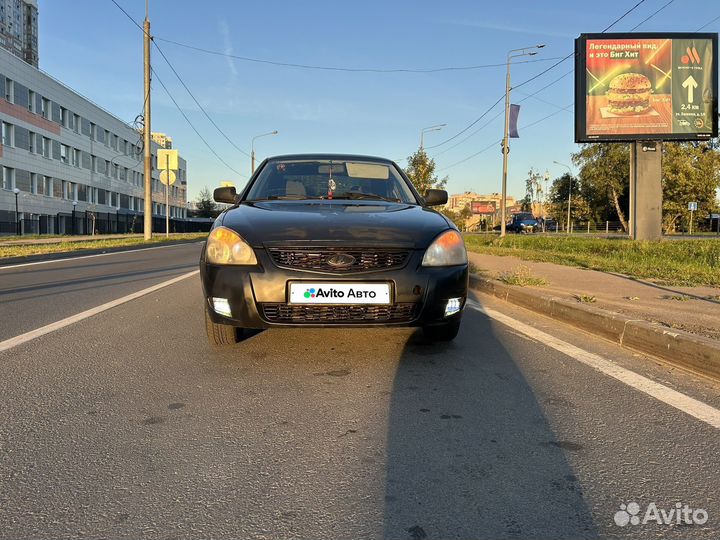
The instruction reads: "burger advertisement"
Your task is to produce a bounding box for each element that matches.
[575,33,718,142]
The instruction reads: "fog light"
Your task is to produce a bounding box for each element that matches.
[444,297,463,317]
[212,297,232,317]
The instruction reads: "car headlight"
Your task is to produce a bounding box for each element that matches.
[421,230,467,267]
[206,226,257,265]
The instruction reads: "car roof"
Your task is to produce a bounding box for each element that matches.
[265,153,396,164]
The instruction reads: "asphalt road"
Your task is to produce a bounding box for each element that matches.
[1,245,720,539]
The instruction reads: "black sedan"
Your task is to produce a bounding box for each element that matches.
[200,154,468,346]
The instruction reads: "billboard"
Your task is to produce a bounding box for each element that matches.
[471,201,496,214]
[575,33,718,142]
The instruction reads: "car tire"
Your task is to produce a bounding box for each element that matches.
[422,320,461,342]
[205,307,240,347]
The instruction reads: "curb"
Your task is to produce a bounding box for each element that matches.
[469,274,720,380]
[0,239,204,268]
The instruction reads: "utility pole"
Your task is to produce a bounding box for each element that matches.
[143,0,153,240]
[500,44,544,237]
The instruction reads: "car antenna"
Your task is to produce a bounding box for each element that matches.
[327,160,336,200]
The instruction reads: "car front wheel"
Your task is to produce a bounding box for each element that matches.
[205,307,240,347]
[422,320,461,342]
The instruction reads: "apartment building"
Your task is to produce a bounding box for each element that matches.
[0,0,38,67]
[0,46,188,234]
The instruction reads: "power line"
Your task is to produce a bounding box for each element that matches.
[428,0,648,156]
[429,0,647,152]
[629,0,675,31]
[438,104,572,172]
[154,36,565,74]
[109,0,249,175]
[152,41,252,158]
[153,68,245,178]
[696,14,720,31]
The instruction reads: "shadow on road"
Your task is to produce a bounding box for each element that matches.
[382,306,598,539]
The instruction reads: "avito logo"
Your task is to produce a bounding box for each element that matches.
[303,288,317,299]
[614,501,708,527]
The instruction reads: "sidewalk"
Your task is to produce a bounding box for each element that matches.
[468,252,720,341]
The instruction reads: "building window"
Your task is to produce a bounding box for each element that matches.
[42,136,50,158]
[2,167,14,190]
[105,159,110,176]
[28,90,35,112]
[60,107,69,128]
[4,78,13,102]
[30,173,38,194]
[44,176,52,197]
[2,122,13,146]
[73,114,80,133]
[104,130,110,146]
[91,155,97,172]
[41,97,50,119]
[28,131,35,153]
[89,123,95,140]
[59,144,68,163]
[72,148,80,167]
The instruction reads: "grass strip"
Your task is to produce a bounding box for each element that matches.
[464,235,720,287]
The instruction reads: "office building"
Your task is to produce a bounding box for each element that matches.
[0,46,188,234]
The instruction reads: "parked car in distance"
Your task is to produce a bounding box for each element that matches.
[507,213,539,233]
[200,154,469,346]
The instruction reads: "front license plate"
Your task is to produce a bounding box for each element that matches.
[288,282,391,305]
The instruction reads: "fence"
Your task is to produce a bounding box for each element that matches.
[0,212,214,236]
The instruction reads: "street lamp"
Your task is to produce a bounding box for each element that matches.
[553,160,573,234]
[12,187,20,236]
[71,200,78,235]
[251,130,279,174]
[500,44,545,238]
[420,123,446,149]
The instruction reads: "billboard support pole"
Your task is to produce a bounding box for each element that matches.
[629,141,663,241]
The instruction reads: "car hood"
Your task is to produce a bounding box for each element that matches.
[219,201,451,248]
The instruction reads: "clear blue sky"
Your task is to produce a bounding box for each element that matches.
[38,0,719,201]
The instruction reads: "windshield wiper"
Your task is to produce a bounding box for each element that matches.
[332,192,401,203]
[249,195,325,201]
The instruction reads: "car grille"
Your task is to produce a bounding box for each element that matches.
[261,303,418,324]
[267,248,409,273]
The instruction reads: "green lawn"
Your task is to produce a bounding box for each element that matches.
[464,235,720,287]
[0,233,208,259]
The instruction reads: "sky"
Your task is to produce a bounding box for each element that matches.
[37,0,720,201]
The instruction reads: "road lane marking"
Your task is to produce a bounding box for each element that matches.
[0,270,199,353]
[0,241,204,271]
[467,300,720,430]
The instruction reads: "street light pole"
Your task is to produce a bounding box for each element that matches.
[251,130,279,174]
[500,44,544,238]
[13,187,20,235]
[554,160,573,234]
[71,200,78,235]
[420,123,446,150]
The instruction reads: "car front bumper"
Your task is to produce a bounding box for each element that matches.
[200,249,468,329]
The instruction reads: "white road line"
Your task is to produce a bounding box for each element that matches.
[0,241,204,271]
[466,300,720,430]
[0,270,199,353]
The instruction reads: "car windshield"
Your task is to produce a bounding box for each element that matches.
[245,159,418,204]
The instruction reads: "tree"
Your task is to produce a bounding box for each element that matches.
[547,173,592,227]
[661,141,720,233]
[194,187,218,218]
[404,148,448,194]
[572,143,630,231]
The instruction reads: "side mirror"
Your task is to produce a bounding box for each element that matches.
[424,189,448,206]
[213,186,237,204]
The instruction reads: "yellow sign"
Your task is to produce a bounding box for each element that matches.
[157,149,179,170]
[160,170,177,186]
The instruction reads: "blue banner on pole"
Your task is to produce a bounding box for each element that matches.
[509,104,521,138]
